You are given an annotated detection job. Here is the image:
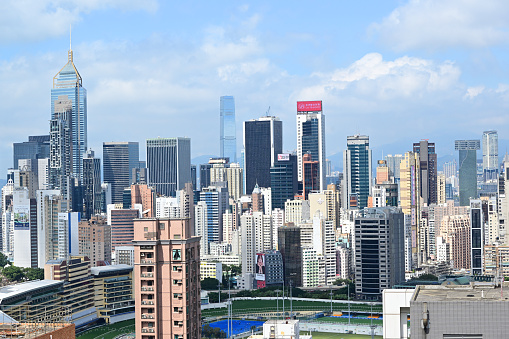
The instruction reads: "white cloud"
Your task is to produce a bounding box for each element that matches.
[0,0,157,43]
[464,86,485,99]
[370,0,509,51]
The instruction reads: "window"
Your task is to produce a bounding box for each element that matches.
[174,234,181,239]
[172,249,182,261]
[144,227,148,232]
[159,223,165,230]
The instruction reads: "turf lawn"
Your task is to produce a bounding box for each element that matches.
[315,316,383,325]
[76,319,135,339]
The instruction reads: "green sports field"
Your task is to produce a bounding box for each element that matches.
[76,320,135,339]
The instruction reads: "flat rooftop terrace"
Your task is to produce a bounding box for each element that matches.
[412,282,509,302]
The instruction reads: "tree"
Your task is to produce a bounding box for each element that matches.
[411,274,438,281]
[3,266,24,282]
[0,252,9,268]
[23,268,44,281]
[201,277,220,290]
[230,264,242,276]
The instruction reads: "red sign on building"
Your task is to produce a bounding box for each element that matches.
[297,101,322,112]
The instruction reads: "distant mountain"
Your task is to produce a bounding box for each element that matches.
[191,155,219,166]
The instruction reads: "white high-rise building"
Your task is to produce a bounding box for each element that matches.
[482,130,498,177]
[271,208,284,249]
[241,212,272,275]
[296,101,326,191]
[13,187,31,267]
[195,201,208,257]
[36,189,63,268]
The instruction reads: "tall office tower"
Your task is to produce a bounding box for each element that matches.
[51,45,87,181]
[482,130,498,181]
[225,163,243,201]
[103,142,139,204]
[83,149,101,219]
[190,164,197,189]
[400,152,421,268]
[108,204,142,250]
[133,218,201,339]
[18,160,39,198]
[36,190,65,268]
[13,135,50,170]
[302,154,319,199]
[49,105,73,201]
[12,187,36,268]
[131,184,156,218]
[443,160,457,179]
[455,140,481,206]
[198,184,228,254]
[199,163,213,190]
[470,200,484,275]
[413,140,438,206]
[243,116,283,194]
[342,135,372,210]
[270,154,298,209]
[278,226,302,287]
[296,101,326,191]
[147,137,191,197]
[385,154,404,182]
[78,215,111,267]
[376,160,390,184]
[354,207,404,301]
[220,96,237,162]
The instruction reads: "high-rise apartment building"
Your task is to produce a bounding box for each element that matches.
[455,140,480,206]
[343,135,372,210]
[51,46,87,181]
[78,216,111,267]
[482,130,498,181]
[133,218,201,339]
[147,137,191,197]
[131,184,156,218]
[243,116,283,194]
[385,154,403,182]
[197,184,228,255]
[470,200,484,275]
[376,160,390,184]
[296,101,326,190]
[302,154,319,199]
[103,142,139,204]
[413,140,438,205]
[108,204,141,250]
[220,96,237,162]
[270,154,298,210]
[49,105,73,202]
[354,207,404,301]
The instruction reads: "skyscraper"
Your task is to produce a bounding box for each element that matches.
[82,149,101,219]
[13,135,50,170]
[220,96,237,162]
[51,46,87,181]
[243,116,283,193]
[147,137,191,197]
[198,183,228,255]
[455,140,480,206]
[413,140,438,206]
[103,142,139,204]
[296,101,326,190]
[482,130,498,181]
[270,154,298,209]
[343,135,372,210]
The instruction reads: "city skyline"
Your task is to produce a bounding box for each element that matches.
[1,1,509,174]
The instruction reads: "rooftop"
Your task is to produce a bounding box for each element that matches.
[412,283,509,302]
[0,280,63,304]
[91,264,133,276]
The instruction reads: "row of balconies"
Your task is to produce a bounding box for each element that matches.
[141,328,155,333]
[141,287,154,291]
[141,273,154,278]
[141,300,154,305]
[140,259,154,264]
[141,314,155,319]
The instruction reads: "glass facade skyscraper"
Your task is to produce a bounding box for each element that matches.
[220,96,237,163]
[103,142,139,204]
[147,137,191,197]
[413,140,438,205]
[343,135,372,210]
[482,130,498,181]
[455,140,480,206]
[243,116,282,194]
[51,48,87,181]
[270,154,298,209]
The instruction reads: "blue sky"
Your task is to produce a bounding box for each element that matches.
[1,0,509,171]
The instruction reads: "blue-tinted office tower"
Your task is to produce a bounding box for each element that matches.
[270,154,298,209]
[51,46,87,181]
[103,142,139,205]
[455,140,480,206]
[220,96,237,163]
[13,135,50,170]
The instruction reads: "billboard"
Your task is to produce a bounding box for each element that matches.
[13,206,29,230]
[297,101,322,112]
[255,253,265,281]
[278,154,290,161]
